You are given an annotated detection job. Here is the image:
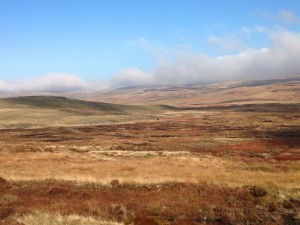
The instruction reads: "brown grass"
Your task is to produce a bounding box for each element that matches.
[16,212,122,225]
[0,101,299,224]
[69,79,300,107]
[1,179,296,225]
[0,152,299,198]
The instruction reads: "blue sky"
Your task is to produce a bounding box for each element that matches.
[0,0,300,91]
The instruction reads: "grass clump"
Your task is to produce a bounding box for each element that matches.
[17,212,123,225]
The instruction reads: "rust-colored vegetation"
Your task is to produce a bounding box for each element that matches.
[1,178,300,224]
[0,95,299,224]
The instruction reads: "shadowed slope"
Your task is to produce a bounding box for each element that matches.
[0,96,176,115]
[0,96,177,128]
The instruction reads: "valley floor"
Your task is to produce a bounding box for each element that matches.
[0,105,299,224]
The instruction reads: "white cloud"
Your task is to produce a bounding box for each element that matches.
[207,26,267,52]
[128,37,164,55]
[112,30,300,87]
[111,68,154,88]
[0,73,98,93]
[207,35,242,51]
[253,9,300,25]
[241,26,266,35]
[278,10,300,24]
[33,73,88,92]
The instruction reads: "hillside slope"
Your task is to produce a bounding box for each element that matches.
[65,77,300,107]
[0,96,175,115]
[0,96,176,128]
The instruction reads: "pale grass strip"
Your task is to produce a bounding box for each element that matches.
[17,212,123,225]
[4,175,186,186]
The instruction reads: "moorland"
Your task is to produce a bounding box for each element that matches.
[0,77,299,225]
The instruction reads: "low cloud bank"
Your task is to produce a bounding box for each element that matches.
[0,73,89,94]
[1,30,300,93]
[112,30,300,88]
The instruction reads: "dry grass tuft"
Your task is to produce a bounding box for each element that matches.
[17,212,123,225]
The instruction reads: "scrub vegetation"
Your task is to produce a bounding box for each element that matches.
[0,87,299,224]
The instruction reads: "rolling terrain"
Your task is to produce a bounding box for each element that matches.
[0,79,300,224]
[0,96,176,128]
[65,77,300,107]
[1,77,299,107]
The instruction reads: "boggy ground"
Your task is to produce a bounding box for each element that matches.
[1,178,300,225]
[0,105,300,224]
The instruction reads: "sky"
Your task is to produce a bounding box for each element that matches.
[0,0,300,92]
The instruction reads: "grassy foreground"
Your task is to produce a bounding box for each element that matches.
[0,96,299,224]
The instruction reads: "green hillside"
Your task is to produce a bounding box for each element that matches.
[0,96,177,115]
[0,96,177,128]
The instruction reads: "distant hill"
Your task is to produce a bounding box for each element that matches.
[63,76,300,107]
[0,96,177,128]
[1,76,299,107]
[0,96,176,115]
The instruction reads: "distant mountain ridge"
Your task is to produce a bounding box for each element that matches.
[1,76,299,107]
